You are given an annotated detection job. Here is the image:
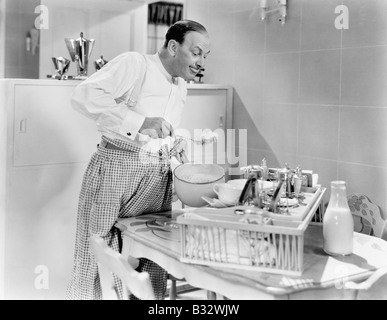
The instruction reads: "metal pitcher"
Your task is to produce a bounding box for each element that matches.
[48,56,70,80]
[64,32,95,79]
[94,55,108,71]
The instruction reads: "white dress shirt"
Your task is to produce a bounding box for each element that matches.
[71,52,187,149]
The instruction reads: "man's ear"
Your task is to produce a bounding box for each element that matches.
[167,39,178,57]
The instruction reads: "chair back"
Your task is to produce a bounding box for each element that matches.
[347,194,387,239]
[345,194,387,297]
[90,234,155,300]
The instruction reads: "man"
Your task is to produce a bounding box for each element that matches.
[66,20,210,300]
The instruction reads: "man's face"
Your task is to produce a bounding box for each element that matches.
[172,31,211,81]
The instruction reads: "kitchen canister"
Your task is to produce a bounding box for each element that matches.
[323,180,354,256]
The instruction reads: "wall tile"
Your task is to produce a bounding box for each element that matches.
[204,13,235,58]
[207,0,235,16]
[263,52,299,103]
[21,0,40,13]
[235,0,260,12]
[186,0,387,215]
[22,66,39,79]
[296,155,339,203]
[5,11,21,36]
[342,0,387,47]
[261,103,298,155]
[5,0,21,12]
[234,0,261,13]
[185,1,210,32]
[233,54,265,104]
[4,0,41,78]
[300,0,343,51]
[232,92,266,152]
[298,104,339,160]
[233,9,265,56]
[299,50,341,105]
[297,156,338,183]
[247,149,296,171]
[185,0,208,20]
[265,0,302,53]
[339,162,387,218]
[235,110,266,150]
[4,66,21,78]
[4,38,22,67]
[204,56,234,85]
[234,92,265,126]
[339,106,387,168]
[341,46,387,107]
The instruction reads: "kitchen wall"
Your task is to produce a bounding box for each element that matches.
[3,0,40,78]
[0,0,4,78]
[39,0,147,79]
[186,0,387,217]
[0,0,148,79]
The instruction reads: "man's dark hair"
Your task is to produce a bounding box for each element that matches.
[163,20,207,48]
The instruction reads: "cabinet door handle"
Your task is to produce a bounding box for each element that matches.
[19,119,27,133]
[219,115,224,128]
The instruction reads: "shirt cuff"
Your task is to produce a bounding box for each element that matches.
[119,109,146,140]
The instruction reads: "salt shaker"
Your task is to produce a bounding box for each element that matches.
[323,181,354,256]
[293,165,303,197]
[260,158,268,180]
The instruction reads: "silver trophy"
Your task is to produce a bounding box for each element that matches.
[47,56,71,80]
[94,55,108,71]
[64,32,95,80]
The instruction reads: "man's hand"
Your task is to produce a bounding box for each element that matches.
[139,117,174,139]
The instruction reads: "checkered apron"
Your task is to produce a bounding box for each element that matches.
[66,136,173,300]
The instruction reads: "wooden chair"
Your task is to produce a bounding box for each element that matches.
[347,193,387,238]
[344,194,387,297]
[90,234,155,300]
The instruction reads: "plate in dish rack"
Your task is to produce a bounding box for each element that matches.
[278,197,298,207]
[263,197,298,208]
[201,196,236,208]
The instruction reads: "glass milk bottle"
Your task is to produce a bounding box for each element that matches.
[323,181,354,256]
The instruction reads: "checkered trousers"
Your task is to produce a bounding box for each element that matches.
[66,136,173,300]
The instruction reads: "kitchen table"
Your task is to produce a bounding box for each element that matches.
[115,212,387,300]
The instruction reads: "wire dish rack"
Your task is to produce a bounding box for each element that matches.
[176,187,326,276]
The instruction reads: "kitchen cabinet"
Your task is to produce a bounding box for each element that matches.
[0,79,100,300]
[0,79,233,299]
[179,84,233,165]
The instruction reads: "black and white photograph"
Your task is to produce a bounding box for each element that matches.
[0,0,386,305]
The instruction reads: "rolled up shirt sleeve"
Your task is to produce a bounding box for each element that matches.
[71,52,146,140]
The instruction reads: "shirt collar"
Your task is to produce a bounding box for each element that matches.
[154,52,177,84]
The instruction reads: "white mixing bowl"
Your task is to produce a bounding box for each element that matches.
[173,163,225,207]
